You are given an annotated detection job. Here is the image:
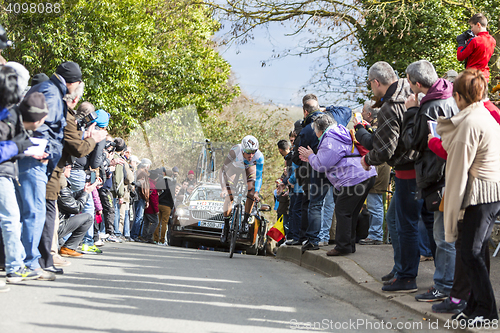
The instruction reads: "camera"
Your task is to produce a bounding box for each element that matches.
[77,111,98,130]
[85,170,96,184]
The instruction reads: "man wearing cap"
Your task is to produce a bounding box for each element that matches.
[17,61,83,272]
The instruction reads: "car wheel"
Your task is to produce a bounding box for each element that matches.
[166,223,181,247]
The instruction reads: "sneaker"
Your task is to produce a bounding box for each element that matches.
[81,244,103,254]
[0,280,10,292]
[100,233,110,240]
[94,239,104,247]
[451,311,469,320]
[36,269,56,281]
[381,278,418,293]
[60,246,84,258]
[107,235,122,243]
[432,297,467,314]
[383,276,397,285]
[53,254,71,267]
[415,287,448,302]
[359,238,383,245]
[420,255,433,262]
[318,241,329,247]
[301,240,319,253]
[285,239,301,246]
[126,237,135,242]
[381,272,395,282]
[6,266,42,283]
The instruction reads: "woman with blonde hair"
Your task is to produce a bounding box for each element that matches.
[438,69,500,324]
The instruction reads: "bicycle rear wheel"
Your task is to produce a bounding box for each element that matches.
[229,205,240,258]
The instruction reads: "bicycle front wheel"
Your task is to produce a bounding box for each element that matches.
[229,205,240,258]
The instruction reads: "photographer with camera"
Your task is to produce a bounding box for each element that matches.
[456,13,496,82]
[43,87,107,269]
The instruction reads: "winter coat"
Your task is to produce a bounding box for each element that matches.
[363,79,417,170]
[437,102,500,242]
[92,188,102,212]
[45,107,96,200]
[401,78,458,190]
[0,106,22,178]
[145,178,159,214]
[308,124,377,190]
[291,111,324,185]
[57,177,89,220]
[158,176,175,208]
[26,74,68,177]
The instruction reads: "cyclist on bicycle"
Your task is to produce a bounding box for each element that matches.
[220,135,264,243]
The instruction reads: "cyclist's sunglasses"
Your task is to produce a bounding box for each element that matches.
[243,148,257,154]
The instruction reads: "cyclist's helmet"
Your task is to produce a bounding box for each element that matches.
[0,25,12,50]
[241,135,259,154]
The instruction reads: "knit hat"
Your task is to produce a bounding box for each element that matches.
[92,109,110,128]
[172,166,179,173]
[5,62,29,95]
[31,73,49,86]
[114,138,126,152]
[56,61,82,83]
[20,92,49,122]
[188,170,195,175]
[141,158,152,166]
[443,70,459,83]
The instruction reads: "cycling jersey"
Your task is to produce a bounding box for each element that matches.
[224,144,264,192]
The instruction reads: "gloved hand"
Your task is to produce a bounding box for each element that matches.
[456,29,475,47]
[11,133,35,153]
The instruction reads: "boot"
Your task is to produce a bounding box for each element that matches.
[220,216,230,243]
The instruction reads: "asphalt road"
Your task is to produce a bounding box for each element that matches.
[0,243,455,332]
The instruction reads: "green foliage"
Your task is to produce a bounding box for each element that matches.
[358,0,466,77]
[358,0,500,81]
[0,0,238,136]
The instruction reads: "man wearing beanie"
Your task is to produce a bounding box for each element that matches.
[17,61,83,275]
[186,169,196,187]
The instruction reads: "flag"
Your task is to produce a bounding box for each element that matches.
[267,215,285,242]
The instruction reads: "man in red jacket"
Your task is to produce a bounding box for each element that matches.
[456,13,496,82]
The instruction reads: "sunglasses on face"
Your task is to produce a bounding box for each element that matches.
[243,149,257,154]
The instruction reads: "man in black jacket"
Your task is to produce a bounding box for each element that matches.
[57,165,96,257]
[292,94,329,252]
[402,60,460,309]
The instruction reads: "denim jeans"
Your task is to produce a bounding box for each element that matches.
[69,170,95,246]
[131,198,145,239]
[418,217,433,257]
[433,211,455,293]
[386,191,401,277]
[319,186,335,242]
[306,175,330,245]
[394,177,423,280]
[122,208,130,238]
[16,157,48,269]
[0,177,26,273]
[366,193,384,241]
[113,198,123,237]
[287,192,302,241]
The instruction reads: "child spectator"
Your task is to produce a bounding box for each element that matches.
[456,13,496,82]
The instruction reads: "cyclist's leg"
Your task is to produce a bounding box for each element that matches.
[243,165,257,231]
[221,169,236,242]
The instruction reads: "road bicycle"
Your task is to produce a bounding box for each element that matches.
[228,181,245,258]
[192,139,223,183]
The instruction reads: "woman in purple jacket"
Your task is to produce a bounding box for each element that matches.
[299,113,377,256]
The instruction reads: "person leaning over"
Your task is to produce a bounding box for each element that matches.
[298,113,376,256]
[438,69,500,324]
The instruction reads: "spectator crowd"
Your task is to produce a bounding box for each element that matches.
[272,13,500,326]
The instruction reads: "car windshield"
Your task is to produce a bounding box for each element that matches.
[190,187,223,202]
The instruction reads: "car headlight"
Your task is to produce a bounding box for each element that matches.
[176,208,189,217]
